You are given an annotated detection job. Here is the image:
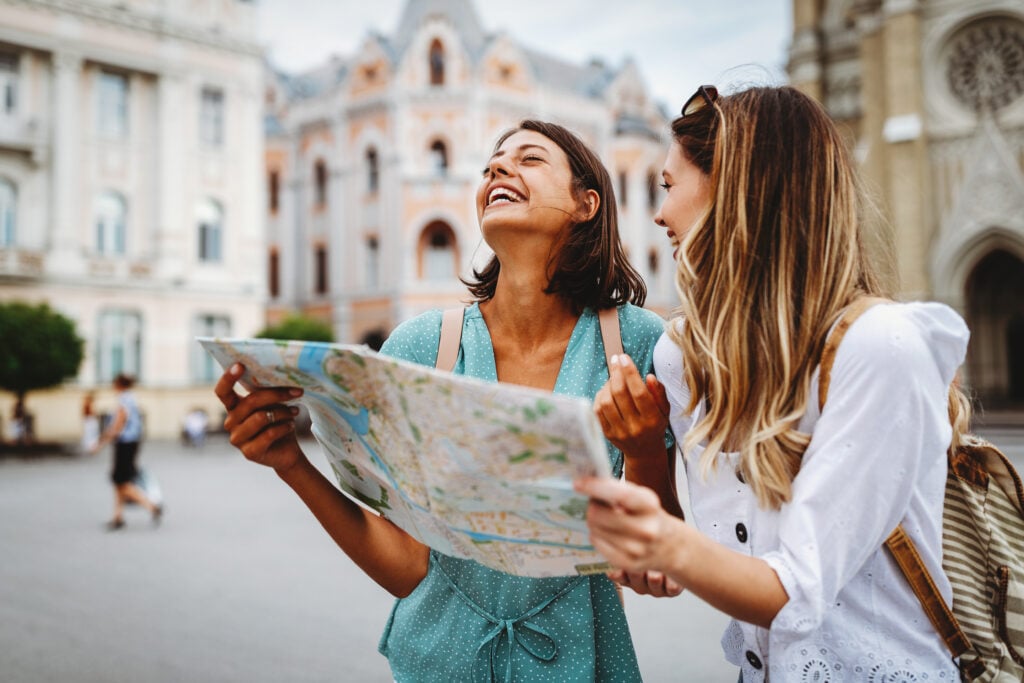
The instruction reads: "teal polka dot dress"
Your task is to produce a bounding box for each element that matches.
[377,303,665,682]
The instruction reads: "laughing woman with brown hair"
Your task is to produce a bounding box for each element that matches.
[215,120,676,681]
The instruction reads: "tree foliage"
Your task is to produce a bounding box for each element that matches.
[0,301,85,399]
[255,314,334,343]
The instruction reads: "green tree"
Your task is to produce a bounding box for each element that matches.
[255,313,334,342]
[0,300,85,407]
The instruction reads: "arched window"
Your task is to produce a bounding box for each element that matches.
[360,329,386,352]
[429,39,445,86]
[314,159,327,206]
[197,198,223,263]
[95,191,127,255]
[419,221,457,281]
[366,147,379,193]
[0,177,16,247]
[429,139,448,176]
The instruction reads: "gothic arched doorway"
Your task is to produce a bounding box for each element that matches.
[965,248,1024,407]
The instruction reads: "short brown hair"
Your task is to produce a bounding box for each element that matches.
[463,120,645,311]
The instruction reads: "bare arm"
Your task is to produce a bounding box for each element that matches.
[91,404,127,453]
[577,476,788,628]
[215,363,429,597]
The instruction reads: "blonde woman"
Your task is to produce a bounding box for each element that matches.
[578,86,969,680]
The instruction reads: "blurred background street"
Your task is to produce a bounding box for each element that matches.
[2,429,1021,682]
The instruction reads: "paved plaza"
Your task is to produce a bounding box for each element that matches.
[1,429,1021,682]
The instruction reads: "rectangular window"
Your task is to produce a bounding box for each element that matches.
[98,71,129,138]
[0,52,19,117]
[268,249,279,298]
[315,245,328,294]
[193,314,231,382]
[198,221,221,262]
[268,170,279,213]
[200,87,224,147]
[0,179,16,247]
[365,236,379,290]
[96,309,142,383]
[95,192,127,256]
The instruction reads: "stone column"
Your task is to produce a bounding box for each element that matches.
[855,5,901,293]
[788,0,824,101]
[48,51,84,274]
[155,70,186,281]
[881,0,931,299]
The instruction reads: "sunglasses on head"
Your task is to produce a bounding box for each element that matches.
[681,85,719,117]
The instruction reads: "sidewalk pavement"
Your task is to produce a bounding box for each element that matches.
[2,428,1021,682]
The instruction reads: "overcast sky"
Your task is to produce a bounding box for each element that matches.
[256,0,793,111]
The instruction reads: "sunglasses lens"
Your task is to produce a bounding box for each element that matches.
[681,86,718,117]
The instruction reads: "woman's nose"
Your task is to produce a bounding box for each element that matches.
[487,157,513,177]
[653,211,666,227]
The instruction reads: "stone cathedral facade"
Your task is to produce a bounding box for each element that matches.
[789,0,1024,413]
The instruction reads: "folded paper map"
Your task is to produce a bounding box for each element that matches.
[197,337,613,578]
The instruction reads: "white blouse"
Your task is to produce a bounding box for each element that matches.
[654,302,969,681]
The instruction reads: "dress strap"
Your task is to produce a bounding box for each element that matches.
[430,554,585,683]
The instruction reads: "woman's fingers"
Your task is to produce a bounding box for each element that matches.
[214,363,245,410]
[227,398,300,446]
[223,385,303,431]
[609,569,682,597]
[576,475,661,513]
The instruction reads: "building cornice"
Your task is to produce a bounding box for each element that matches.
[1,0,263,58]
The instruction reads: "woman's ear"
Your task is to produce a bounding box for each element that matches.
[577,189,600,222]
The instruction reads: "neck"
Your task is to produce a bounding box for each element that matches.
[480,268,577,343]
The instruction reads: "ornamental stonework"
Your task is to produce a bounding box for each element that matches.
[946,17,1024,112]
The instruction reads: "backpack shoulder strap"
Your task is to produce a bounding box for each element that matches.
[439,307,622,372]
[436,308,465,372]
[818,297,981,676]
[598,307,623,368]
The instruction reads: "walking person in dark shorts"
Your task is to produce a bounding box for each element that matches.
[91,373,162,530]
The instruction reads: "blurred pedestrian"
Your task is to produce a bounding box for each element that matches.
[91,373,162,530]
[182,407,209,448]
[81,391,100,455]
[9,397,30,445]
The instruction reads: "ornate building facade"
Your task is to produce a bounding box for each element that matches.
[263,0,672,349]
[789,0,1024,412]
[0,0,265,439]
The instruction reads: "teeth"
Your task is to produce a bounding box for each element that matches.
[488,187,525,205]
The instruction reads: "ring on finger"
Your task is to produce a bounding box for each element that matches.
[265,409,274,424]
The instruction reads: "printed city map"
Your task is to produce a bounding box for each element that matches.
[198,337,614,577]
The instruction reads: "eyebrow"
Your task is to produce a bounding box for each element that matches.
[488,143,550,162]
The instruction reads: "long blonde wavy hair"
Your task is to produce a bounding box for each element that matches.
[668,86,971,509]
